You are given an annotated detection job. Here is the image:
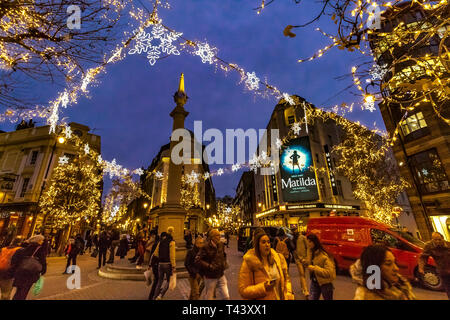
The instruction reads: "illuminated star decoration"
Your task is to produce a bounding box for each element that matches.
[185,170,200,187]
[84,144,90,155]
[422,169,428,176]
[155,171,164,179]
[109,205,120,221]
[291,122,302,135]
[128,24,182,66]
[216,168,224,176]
[104,159,123,179]
[133,168,144,176]
[245,72,260,91]
[194,42,217,64]
[58,155,69,165]
[203,172,210,180]
[232,164,241,172]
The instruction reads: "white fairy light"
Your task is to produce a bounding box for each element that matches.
[363,95,376,112]
[276,138,283,149]
[155,171,164,179]
[249,154,260,173]
[134,168,144,176]
[370,64,388,81]
[217,168,224,176]
[84,144,90,155]
[64,125,72,139]
[282,93,295,105]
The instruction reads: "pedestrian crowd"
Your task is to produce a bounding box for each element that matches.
[0,226,448,301]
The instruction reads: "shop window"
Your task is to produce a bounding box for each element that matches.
[409,149,449,194]
[400,112,428,137]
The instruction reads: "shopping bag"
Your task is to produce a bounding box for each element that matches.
[144,269,154,287]
[169,273,177,291]
[32,276,44,296]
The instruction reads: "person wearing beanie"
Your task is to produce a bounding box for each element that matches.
[10,234,47,300]
[151,227,176,300]
[238,228,294,300]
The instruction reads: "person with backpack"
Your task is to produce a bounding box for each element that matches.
[274,229,292,269]
[304,233,336,300]
[11,235,47,300]
[151,227,176,300]
[63,238,79,274]
[0,238,22,300]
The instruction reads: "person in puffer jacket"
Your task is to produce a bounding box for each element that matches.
[350,244,415,300]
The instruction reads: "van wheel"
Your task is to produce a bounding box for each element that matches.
[418,266,443,291]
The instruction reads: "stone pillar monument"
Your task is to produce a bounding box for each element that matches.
[154,73,189,263]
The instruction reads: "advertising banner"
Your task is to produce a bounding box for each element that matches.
[279,136,319,202]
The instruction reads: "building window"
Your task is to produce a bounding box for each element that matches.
[287,116,295,124]
[400,112,427,136]
[336,180,344,197]
[30,151,39,165]
[319,178,327,199]
[20,178,30,198]
[409,149,449,194]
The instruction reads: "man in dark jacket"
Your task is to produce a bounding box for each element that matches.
[75,234,85,255]
[195,229,229,300]
[97,231,109,269]
[419,232,450,298]
[107,230,120,264]
[11,235,47,300]
[185,236,204,300]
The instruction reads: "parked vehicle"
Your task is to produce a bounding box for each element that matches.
[237,226,293,253]
[307,216,442,291]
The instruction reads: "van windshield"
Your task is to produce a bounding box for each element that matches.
[389,229,425,248]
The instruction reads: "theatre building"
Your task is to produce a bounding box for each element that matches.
[253,96,418,234]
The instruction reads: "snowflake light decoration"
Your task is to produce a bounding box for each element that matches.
[194,42,217,64]
[276,138,283,149]
[133,168,144,176]
[104,159,123,179]
[97,155,103,164]
[363,95,376,112]
[203,172,210,180]
[84,144,90,155]
[128,24,182,66]
[58,155,69,165]
[217,169,224,176]
[232,164,241,172]
[249,154,260,173]
[245,72,260,91]
[282,93,295,105]
[185,170,200,187]
[370,64,388,81]
[64,125,72,139]
[155,171,164,179]
[291,122,301,135]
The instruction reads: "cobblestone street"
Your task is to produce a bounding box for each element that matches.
[21,237,446,300]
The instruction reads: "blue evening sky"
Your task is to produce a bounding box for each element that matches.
[4,1,384,198]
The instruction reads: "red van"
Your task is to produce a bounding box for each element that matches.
[307,216,442,291]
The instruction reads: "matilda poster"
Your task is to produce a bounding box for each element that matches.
[279,136,319,202]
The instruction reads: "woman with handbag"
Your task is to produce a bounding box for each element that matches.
[11,235,47,300]
[238,228,294,300]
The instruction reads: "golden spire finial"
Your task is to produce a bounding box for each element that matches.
[178,73,185,93]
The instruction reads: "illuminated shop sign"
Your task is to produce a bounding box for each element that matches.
[256,207,278,219]
[279,137,319,202]
[324,145,338,196]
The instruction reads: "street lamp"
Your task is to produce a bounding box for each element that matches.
[143,203,148,209]
[206,204,210,210]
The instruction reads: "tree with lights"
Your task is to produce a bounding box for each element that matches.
[180,174,201,211]
[39,153,102,237]
[0,0,124,109]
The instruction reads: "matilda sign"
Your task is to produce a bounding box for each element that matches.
[279,137,319,202]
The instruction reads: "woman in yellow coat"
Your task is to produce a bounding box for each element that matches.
[238,228,294,300]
